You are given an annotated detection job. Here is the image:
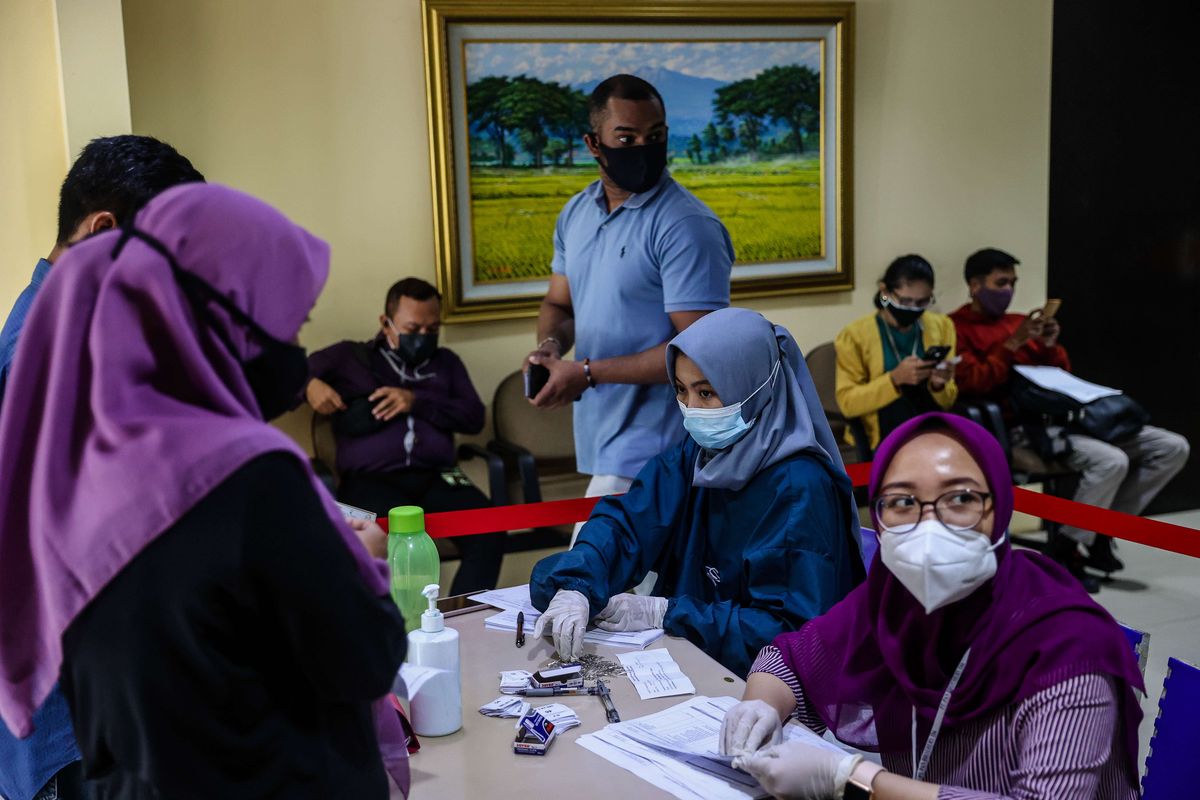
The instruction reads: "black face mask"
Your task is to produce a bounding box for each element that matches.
[112,226,310,421]
[392,331,439,366]
[595,140,668,194]
[881,294,927,328]
[241,340,310,421]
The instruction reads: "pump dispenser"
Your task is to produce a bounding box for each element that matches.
[406,583,462,736]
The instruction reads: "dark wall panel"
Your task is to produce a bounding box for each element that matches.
[1049,0,1199,512]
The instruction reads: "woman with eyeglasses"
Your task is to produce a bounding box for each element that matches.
[834,255,958,452]
[720,412,1143,800]
[530,309,865,676]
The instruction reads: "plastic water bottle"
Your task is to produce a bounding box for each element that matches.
[407,583,462,736]
[387,506,440,630]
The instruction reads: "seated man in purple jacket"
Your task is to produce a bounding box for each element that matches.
[305,277,505,594]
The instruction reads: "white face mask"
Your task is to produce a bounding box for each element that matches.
[879,519,1003,614]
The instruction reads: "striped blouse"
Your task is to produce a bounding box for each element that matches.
[751,645,1138,799]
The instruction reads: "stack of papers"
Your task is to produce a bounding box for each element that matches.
[485,608,665,649]
[1013,365,1122,404]
[499,670,533,694]
[617,649,695,700]
[480,695,529,718]
[577,696,850,800]
[472,584,666,649]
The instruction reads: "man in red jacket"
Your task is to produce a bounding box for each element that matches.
[951,248,1189,590]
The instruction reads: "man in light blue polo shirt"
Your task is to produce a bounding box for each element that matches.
[527,74,733,518]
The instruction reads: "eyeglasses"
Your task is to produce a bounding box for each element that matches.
[873,490,992,533]
[884,293,936,309]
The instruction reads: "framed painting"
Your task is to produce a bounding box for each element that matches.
[422,0,855,322]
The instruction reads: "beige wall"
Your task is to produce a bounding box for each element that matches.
[120,0,1053,450]
[1,0,69,310]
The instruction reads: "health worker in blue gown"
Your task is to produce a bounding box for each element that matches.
[530,308,865,675]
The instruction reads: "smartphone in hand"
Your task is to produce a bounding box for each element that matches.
[923,345,951,363]
[524,364,550,399]
[1041,298,1062,320]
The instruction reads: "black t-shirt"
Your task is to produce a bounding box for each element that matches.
[60,452,407,799]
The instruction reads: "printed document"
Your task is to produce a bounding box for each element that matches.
[617,649,696,699]
[1013,365,1122,404]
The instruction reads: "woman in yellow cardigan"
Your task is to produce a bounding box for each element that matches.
[835,255,958,451]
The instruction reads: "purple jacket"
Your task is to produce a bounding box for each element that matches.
[308,335,485,474]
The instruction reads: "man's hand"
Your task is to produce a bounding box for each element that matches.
[1040,316,1061,347]
[1006,312,1045,350]
[369,386,414,421]
[890,356,934,388]
[306,378,346,415]
[929,358,956,392]
[347,517,386,559]
[529,354,589,409]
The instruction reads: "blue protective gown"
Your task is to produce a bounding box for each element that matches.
[531,439,864,676]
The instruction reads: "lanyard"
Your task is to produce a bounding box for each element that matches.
[881,315,922,365]
[911,647,970,782]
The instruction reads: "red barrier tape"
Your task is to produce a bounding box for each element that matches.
[379,459,1200,560]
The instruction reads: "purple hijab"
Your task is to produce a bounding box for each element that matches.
[0,184,408,791]
[773,413,1143,785]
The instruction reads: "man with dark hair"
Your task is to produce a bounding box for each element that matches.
[0,134,202,800]
[526,74,733,530]
[0,135,204,404]
[305,277,505,594]
[950,247,1188,590]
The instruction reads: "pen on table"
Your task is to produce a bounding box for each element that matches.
[515,611,525,648]
[518,687,586,697]
[597,679,620,723]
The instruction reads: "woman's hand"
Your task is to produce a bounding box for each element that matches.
[720,699,783,755]
[347,517,386,559]
[593,594,668,631]
[733,740,861,800]
[532,589,591,659]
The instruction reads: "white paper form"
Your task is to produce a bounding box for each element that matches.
[468,584,540,616]
[1013,365,1122,404]
[617,648,696,699]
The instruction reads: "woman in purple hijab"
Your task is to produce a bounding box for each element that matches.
[0,184,409,798]
[719,412,1143,799]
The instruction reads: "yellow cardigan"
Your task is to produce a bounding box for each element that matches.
[834,311,958,450]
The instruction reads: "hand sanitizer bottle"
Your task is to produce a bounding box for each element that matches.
[406,583,462,736]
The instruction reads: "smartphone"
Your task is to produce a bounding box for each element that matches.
[1041,298,1062,320]
[524,364,550,399]
[923,345,951,363]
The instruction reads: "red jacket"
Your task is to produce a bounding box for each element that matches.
[948,304,1071,402]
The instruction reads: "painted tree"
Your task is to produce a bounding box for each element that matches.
[466,75,513,165]
[754,64,820,154]
[702,122,721,162]
[498,76,554,166]
[686,134,703,164]
[713,77,769,159]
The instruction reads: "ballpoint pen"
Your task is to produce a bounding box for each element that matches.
[596,679,620,723]
[515,611,525,648]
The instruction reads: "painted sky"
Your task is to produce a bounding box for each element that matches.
[465,40,821,85]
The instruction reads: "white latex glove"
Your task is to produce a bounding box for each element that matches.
[593,593,668,631]
[732,740,861,800]
[720,699,784,756]
[532,589,591,659]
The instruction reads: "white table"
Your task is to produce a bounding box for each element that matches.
[396,606,746,798]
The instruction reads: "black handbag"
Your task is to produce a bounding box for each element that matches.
[1010,372,1149,444]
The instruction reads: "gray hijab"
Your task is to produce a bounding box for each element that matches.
[666,308,849,494]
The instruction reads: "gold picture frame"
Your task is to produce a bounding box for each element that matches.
[422,0,855,323]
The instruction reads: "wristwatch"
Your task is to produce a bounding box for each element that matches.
[843,775,873,800]
[843,761,884,800]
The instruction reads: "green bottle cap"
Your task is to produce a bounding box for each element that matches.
[388,505,425,534]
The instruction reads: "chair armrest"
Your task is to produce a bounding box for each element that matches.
[457,443,510,506]
[487,440,542,504]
